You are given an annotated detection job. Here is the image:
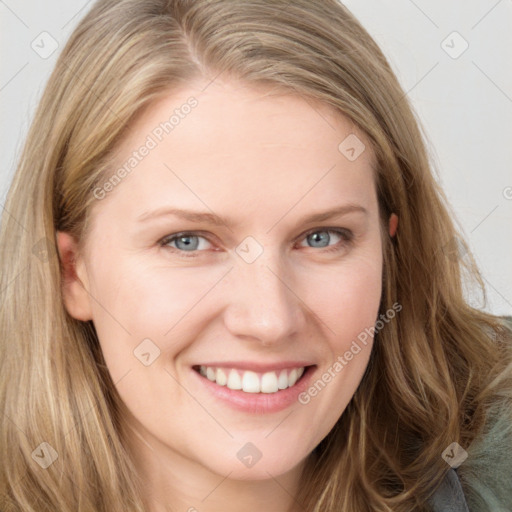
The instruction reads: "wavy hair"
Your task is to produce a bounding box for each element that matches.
[1,0,511,510]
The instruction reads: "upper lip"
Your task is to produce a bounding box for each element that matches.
[193,361,316,373]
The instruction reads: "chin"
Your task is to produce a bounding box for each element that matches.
[203,448,308,482]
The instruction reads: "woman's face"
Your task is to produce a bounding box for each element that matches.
[59,78,385,482]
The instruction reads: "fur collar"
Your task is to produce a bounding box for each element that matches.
[429,397,512,511]
[457,398,512,511]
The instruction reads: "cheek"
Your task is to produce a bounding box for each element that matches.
[295,251,382,417]
[304,250,383,345]
[305,255,383,455]
[334,262,382,341]
[86,259,213,377]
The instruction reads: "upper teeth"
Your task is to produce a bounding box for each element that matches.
[199,366,305,393]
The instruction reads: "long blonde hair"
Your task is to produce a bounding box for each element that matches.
[1,1,511,510]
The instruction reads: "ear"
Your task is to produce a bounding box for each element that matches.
[388,213,398,238]
[56,231,93,321]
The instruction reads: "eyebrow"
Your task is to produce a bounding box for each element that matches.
[136,204,368,228]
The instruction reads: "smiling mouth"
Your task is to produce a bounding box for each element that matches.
[192,365,312,394]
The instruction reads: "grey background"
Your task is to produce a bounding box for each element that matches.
[1,0,511,315]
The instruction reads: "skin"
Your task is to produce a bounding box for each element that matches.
[58,77,398,512]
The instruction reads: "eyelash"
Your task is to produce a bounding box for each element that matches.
[158,228,354,259]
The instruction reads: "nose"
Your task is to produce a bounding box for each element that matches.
[222,255,307,347]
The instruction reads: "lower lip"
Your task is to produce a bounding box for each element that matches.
[192,366,317,414]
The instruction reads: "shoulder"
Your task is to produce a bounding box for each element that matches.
[457,396,512,512]
[457,315,512,511]
[428,397,512,512]
[430,316,512,512]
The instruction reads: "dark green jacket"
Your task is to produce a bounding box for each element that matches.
[429,402,512,511]
[429,316,512,511]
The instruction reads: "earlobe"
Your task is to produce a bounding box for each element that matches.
[56,231,93,321]
[388,213,398,238]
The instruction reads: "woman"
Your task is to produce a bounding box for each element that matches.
[1,1,511,510]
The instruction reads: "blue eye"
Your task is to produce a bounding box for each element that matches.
[160,232,212,255]
[159,228,354,258]
[299,228,353,252]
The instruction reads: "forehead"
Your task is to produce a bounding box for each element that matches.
[92,78,377,227]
